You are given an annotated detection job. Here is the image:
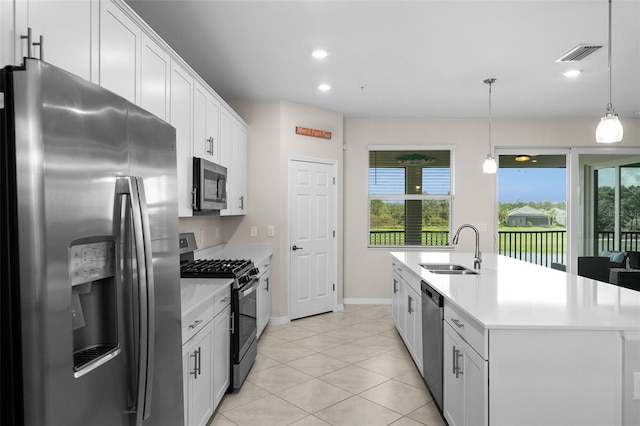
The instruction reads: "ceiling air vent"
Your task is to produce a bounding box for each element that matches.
[556,44,603,62]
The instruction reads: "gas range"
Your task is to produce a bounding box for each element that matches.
[179,234,258,288]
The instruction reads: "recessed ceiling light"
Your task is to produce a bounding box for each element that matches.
[312,50,328,59]
[318,84,331,91]
[563,69,582,78]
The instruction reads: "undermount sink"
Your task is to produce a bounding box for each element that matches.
[420,263,479,275]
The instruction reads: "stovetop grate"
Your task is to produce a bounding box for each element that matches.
[180,258,252,278]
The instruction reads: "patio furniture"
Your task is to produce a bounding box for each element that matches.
[577,257,610,283]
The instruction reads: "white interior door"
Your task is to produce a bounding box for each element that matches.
[289,158,336,320]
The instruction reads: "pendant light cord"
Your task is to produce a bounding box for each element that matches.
[489,81,492,152]
[607,0,613,110]
[484,78,496,154]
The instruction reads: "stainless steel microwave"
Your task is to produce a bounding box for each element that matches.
[193,157,227,212]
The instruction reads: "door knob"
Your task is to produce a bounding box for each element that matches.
[292,245,303,251]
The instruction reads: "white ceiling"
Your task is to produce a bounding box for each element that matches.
[125,0,640,119]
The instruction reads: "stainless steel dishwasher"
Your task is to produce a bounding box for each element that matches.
[421,280,443,412]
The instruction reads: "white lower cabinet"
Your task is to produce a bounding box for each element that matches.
[182,286,231,426]
[404,282,422,371]
[443,320,487,426]
[391,262,423,375]
[212,304,231,409]
[256,256,272,338]
[183,319,214,426]
[391,269,401,327]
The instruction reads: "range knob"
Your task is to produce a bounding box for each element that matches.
[249,268,260,276]
[238,275,250,286]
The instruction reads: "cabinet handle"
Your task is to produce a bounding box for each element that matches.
[265,277,269,292]
[407,295,413,314]
[452,346,457,375]
[220,296,229,304]
[191,188,197,209]
[207,137,214,155]
[32,35,44,60]
[190,349,199,378]
[239,196,244,210]
[20,27,33,59]
[393,279,398,294]
[452,318,465,329]
[188,319,203,329]
[196,347,202,377]
[456,349,464,378]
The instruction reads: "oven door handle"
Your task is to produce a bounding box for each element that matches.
[240,279,259,297]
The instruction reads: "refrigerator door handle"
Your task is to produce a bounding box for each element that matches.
[118,176,156,425]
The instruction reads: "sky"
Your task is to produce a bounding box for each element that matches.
[498,168,566,203]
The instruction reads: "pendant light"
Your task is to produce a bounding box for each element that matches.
[596,0,623,143]
[482,78,498,174]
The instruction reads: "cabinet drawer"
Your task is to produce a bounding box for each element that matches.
[444,303,486,358]
[182,295,214,345]
[213,288,231,317]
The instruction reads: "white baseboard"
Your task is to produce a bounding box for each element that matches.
[268,316,290,325]
[335,304,344,312]
[343,298,392,305]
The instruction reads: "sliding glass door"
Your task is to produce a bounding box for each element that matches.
[497,151,567,268]
[496,148,640,273]
[590,160,640,254]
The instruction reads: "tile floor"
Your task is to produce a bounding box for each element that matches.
[209,304,446,426]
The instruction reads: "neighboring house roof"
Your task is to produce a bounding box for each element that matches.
[507,206,548,218]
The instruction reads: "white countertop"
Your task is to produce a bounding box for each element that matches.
[392,251,640,331]
[180,277,233,315]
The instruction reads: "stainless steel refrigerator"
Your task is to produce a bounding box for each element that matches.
[1,59,184,426]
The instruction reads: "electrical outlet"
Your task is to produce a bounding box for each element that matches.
[250,226,257,237]
[634,372,640,400]
[267,226,275,237]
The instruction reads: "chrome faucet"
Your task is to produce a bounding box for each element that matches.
[452,224,482,269]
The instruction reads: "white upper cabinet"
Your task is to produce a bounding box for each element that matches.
[193,81,221,164]
[220,108,247,216]
[99,0,140,104]
[170,60,194,217]
[140,33,170,121]
[2,0,246,218]
[5,0,93,81]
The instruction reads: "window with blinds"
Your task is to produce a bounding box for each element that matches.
[368,148,453,247]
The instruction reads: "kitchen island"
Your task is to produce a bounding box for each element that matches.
[391,251,640,426]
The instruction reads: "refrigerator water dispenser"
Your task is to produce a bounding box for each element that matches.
[69,239,120,376]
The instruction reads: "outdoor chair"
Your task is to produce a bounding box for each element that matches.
[577,257,610,283]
